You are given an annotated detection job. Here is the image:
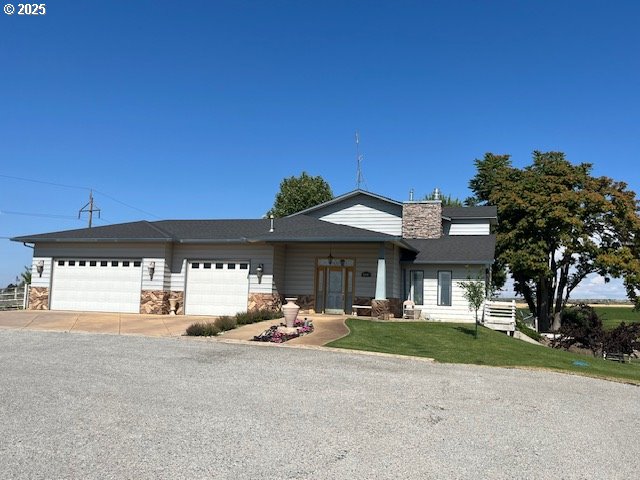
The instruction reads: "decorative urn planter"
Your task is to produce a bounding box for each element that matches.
[282,297,300,328]
[169,297,178,315]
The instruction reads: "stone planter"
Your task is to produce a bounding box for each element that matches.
[282,297,300,328]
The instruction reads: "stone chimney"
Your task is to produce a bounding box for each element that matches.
[402,200,442,239]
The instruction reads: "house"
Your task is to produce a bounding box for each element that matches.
[11,190,496,321]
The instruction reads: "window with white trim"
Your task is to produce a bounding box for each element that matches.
[409,270,424,305]
[438,271,452,306]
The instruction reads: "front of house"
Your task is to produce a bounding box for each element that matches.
[12,190,496,322]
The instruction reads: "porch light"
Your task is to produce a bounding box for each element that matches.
[36,260,44,277]
[148,261,155,281]
[256,264,264,284]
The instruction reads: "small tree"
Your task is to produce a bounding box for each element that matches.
[20,266,31,286]
[459,277,486,338]
[267,172,333,218]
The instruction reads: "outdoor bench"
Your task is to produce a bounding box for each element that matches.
[352,305,372,316]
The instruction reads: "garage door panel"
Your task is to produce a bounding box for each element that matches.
[50,260,142,313]
[185,262,249,316]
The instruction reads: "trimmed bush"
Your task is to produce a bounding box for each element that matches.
[185,322,220,336]
[235,309,283,325]
[215,315,237,332]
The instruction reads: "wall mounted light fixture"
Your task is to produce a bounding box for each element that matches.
[36,260,44,278]
[256,264,264,284]
[148,261,156,281]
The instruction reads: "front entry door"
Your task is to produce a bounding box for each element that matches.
[326,268,345,314]
[315,258,354,314]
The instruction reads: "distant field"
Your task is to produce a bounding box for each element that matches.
[517,305,640,330]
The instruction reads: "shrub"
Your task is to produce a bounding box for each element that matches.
[215,315,237,332]
[602,322,640,356]
[185,322,220,336]
[235,309,283,325]
[553,304,604,356]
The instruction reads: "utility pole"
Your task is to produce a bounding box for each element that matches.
[78,190,101,228]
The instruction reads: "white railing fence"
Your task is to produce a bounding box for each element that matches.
[0,285,29,310]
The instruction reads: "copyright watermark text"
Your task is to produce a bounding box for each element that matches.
[4,3,47,16]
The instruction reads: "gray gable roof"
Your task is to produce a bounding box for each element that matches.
[289,189,402,216]
[402,235,496,264]
[11,215,406,245]
[442,206,497,220]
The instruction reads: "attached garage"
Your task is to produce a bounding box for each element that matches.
[50,259,142,313]
[185,261,249,315]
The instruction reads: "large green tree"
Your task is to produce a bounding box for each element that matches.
[470,151,640,331]
[267,172,333,218]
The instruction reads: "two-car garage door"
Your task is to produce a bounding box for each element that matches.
[185,261,249,316]
[50,259,142,313]
[48,258,250,315]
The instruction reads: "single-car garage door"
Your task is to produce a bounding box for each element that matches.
[185,261,249,316]
[50,259,142,313]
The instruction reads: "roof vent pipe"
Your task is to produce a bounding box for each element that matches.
[409,188,414,201]
[433,187,441,201]
[269,215,274,233]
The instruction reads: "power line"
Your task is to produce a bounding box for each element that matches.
[0,173,161,219]
[0,210,81,220]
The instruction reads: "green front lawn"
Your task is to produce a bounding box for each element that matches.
[327,319,640,384]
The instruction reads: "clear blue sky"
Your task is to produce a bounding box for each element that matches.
[1,1,638,297]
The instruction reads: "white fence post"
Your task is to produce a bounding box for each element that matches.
[23,285,29,309]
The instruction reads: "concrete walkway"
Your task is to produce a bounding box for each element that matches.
[0,310,352,345]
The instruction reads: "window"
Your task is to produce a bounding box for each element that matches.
[68,261,75,266]
[133,261,141,267]
[228,263,236,269]
[192,262,200,269]
[58,260,65,266]
[203,263,211,269]
[111,261,119,267]
[90,261,97,267]
[101,261,108,267]
[438,271,452,306]
[79,261,86,266]
[123,261,130,267]
[215,263,223,269]
[239,263,248,270]
[410,270,424,305]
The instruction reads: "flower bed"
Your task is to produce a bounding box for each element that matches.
[252,318,314,343]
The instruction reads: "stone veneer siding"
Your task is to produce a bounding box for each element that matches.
[140,290,169,315]
[402,202,442,239]
[285,294,315,313]
[388,298,402,319]
[248,293,282,312]
[29,286,49,310]
[371,299,390,320]
[169,291,184,315]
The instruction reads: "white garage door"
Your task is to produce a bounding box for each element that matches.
[50,259,142,313]
[185,261,249,316]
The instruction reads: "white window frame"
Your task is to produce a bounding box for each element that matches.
[409,270,424,305]
[437,270,452,306]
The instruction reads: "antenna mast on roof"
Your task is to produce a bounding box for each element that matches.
[78,189,101,228]
[355,130,367,190]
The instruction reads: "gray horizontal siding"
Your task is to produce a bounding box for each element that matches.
[34,242,168,259]
[405,264,487,322]
[283,243,379,297]
[448,220,490,236]
[30,257,52,288]
[319,204,402,236]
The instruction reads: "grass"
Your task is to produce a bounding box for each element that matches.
[517,305,640,330]
[592,306,640,330]
[327,319,640,384]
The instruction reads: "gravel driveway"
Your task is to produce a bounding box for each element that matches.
[0,330,638,479]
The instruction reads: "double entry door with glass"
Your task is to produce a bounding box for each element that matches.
[315,258,354,314]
